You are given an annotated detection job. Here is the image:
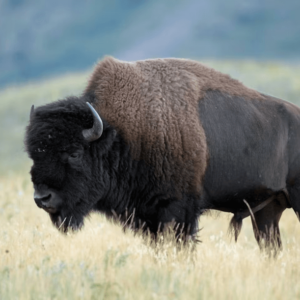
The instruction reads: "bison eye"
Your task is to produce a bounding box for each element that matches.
[69,153,80,159]
[66,147,84,166]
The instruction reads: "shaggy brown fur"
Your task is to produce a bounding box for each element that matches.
[85,57,266,195]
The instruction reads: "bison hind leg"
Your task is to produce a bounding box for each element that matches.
[228,214,243,242]
[250,194,287,251]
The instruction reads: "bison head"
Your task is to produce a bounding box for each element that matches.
[25,96,112,232]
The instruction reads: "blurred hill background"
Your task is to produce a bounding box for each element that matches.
[1,0,300,174]
[1,0,300,88]
[2,2,300,298]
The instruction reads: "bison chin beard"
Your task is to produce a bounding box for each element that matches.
[49,212,84,233]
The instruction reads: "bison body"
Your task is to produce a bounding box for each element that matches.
[25,57,300,248]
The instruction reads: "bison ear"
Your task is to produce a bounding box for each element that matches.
[30,105,34,123]
[82,102,103,142]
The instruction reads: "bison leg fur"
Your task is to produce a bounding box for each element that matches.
[229,214,243,242]
[250,194,287,251]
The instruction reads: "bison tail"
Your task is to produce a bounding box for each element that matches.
[228,214,243,242]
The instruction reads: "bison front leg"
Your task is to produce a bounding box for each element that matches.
[154,198,200,244]
[250,193,287,251]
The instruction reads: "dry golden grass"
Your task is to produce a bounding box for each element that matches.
[1,174,300,300]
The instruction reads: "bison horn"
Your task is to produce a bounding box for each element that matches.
[82,102,103,142]
[30,105,34,122]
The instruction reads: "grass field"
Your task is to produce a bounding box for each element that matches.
[1,175,300,299]
[1,60,300,299]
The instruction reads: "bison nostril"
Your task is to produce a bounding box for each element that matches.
[34,193,52,202]
[41,194,52,202]
[34,192,52,207]
[33,189,61,214]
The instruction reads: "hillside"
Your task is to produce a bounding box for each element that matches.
[1,0,300,87]
[1,60,300,175]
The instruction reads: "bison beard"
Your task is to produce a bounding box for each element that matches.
[25,57,300,249]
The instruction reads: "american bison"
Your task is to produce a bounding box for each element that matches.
[25,57,298,249]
